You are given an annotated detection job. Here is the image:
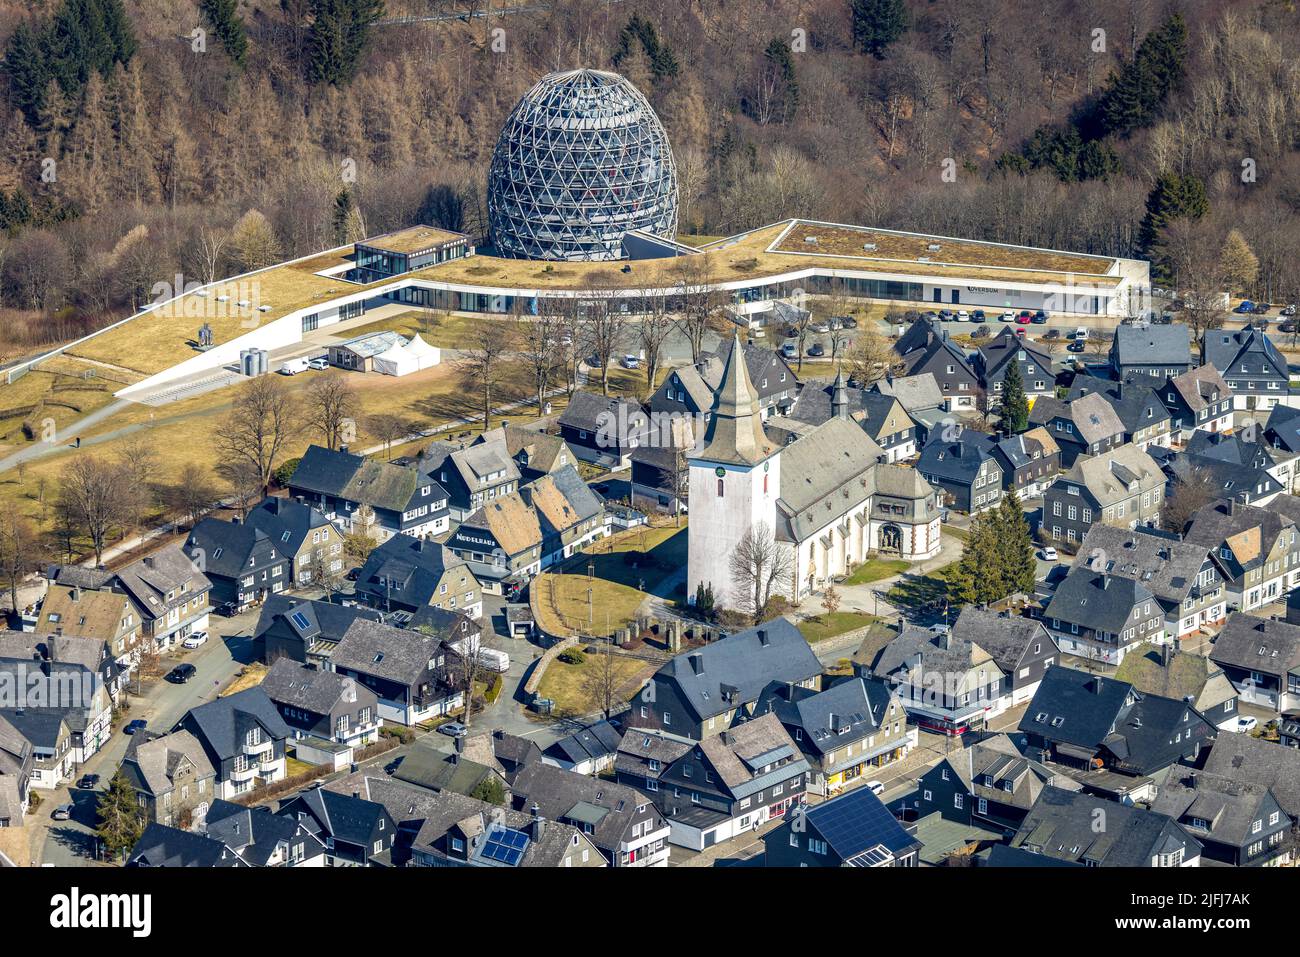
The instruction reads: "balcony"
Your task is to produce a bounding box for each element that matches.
[243,738,275,758]
[230,763,257,783]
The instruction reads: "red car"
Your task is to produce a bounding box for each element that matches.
[1015,311,1032,325]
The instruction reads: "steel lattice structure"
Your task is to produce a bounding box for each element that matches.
[487,69,678,262]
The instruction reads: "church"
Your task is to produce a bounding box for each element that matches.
[687,334,944,611]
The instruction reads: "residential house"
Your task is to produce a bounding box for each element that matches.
[948,606,1059,703]
[1159,366,1233,441]
[36,583,140,673]
[1154,443,1284,509]
[1067,377,1172,450]
[1028,392,1126,467]
[870,372,946,445]
[1110,323,1193,381]
[175,687,290,799]
[1153,770,1293,866]
[119,729,217,829]
[475,424,576,484]
[260,659,382,748]
[1209,612,1300,712]
[327,618,463,726]
[915,428,1003,514]
[183,517,290,614]
[509,760,671,866]
[288,444,450,539]
[651,712,809,851]
[1203,733,1300,820]
[1042,567,1165,664]
[615,728,694,799]
[276,786,396,866]
[1074,525,1227,641]
[1184,428,1299,499]
[914,733,1081,834]
[255,595,382,665]
[417,435,521,522]
[990,427,1061,499]
[524,465,610,565]
[245,496,345,589]
[328,774,604,867]
[974,328,1055,413]
[203,799,327,867]
[0,632,115,765]
[1184,498,1300,611]
[892,318,980,411]
[1202,325,1293,412]
[541,720,624,775]
[763,786,922,867]
[853,622,1012,734]
[0,714,33,825]
[557,391,646,468]
[1265,404,1300,463]
[112,545,212,652]
[780,375,918,463]
[391,745,510,802]
[1042,443,1165,545]
[127,822,248,867]
[0,710,72,790]
[354,534,483,619]
[1009,786,1201,866]
[752,676,915,795]
[1019,666,1216,778]
[634,620,822,741]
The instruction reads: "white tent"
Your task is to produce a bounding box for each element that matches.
[401,334,441,370]
[372,339,417,377]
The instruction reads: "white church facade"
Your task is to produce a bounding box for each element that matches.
[687,335,943,610]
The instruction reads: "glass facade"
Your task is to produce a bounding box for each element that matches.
[487,69,678,262]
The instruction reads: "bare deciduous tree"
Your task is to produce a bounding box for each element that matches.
[578,272,628,397]
[305,372,360,450]
[674,255,726,365]
[59,455,128,565]
[515,303,566,415]
[845,330,905,386]
[582,639,622,720]
[456,320,516,430]
[729,521,794,625]
[165,462,219,528]
[215,375,299,495]
[637,288,676,395]
[365,413,415,460]
[1161,467,1221,534]
[0,512,42,615]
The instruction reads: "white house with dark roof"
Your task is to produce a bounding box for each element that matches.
[686,333,942,610]
[1202,325,1296,413]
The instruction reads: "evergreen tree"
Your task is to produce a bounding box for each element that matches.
[762,37,799,123]
[612,13,678,82]
[1094,13,1188,138]
[332,187,354,243]
[307,0,385,87]
[96,770,146,858]
[2,22,51,126]
[1000,361,1030,434]
[201,0,249,68]
[851,0,909,59]
[995,490,1037,597]
[1138,171,1209,280]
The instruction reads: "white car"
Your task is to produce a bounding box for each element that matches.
[182,631,208,650]
[865,780,885,796]
[1040,546,1059,562]
[620,355,640,370]
[999,311,1016,322]
[956,310,970,321]
[1234,716,1258,734]
[307,356,329,370]
[1073,327,1090,341]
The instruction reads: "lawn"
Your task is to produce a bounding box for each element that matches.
[536,650,657,717]
[798,612,880,644]
[535,573,645,638]
[844,558,910,586]
[885,561,961,614]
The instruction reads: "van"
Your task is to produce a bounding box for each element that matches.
[279,356,310,375]
[477,648,511,673]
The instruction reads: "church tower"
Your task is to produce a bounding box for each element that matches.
[686,333,781,610]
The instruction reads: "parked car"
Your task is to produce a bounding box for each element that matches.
[1043,328,1061,340]
[1067,340,1085,353]
[970,310,987,323]
[865,780,885,797]
[1234,716,1259,734]
[810,321,830,333]
[937,310,954,322]
[51,804,74,821]
[807,342,825,357]
[167,663,197,684]
[1280,320,1298,334]
[999,311,1016,322]
[1072,327,1090,341]
[1031,310,1048,324]
[77,774,99,790]
[956,310,970,321]
[781,340,799,359]
[1235,300,1257,314]
[620,355,640,370]
[1040,546,1059,561]
[840,316,858,329]
[1252,302,1273,314]
[307,356,329,371]
[438,721,468,739]
[827,317,844,331]
[124,719,148,735]
[971,326,990,340]
[182,631,208,650]
[1035,309,1049,322]
[1015,312,1031,325]
[1282,304,1297,317]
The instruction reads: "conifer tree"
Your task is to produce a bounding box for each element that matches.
[851,0,909,59]
[96,770,146,858]
[200,0,249,68]
[1000,361,1030,435]
[1138,171,1209,280]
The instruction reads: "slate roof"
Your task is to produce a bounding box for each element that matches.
[871,372,944,413]
[951,606,1052,673]
[695,712,809,800]
[0,708,67,750]
[253,595,381,649]
[774,417,889,541]
[754,677,891,758]
[184,518,282,580]
[558,390,646,435]
[1029,392,1125,444]
[509,760,656,856]
[1066,377,1170,435]
[245,496,336,558]
[330,618,447,686]
[122,729,216,797]
[1209,612,1300,679]
[946,733,1080,809]
[653,619,821,724]
[866,624,1000,695]
[128,822,246,867]
[1153,770,1286,848]
[114,545,212,623]
[1266,404,1300,452]
[1018,667,1136,751]
[1057,444,1163,505]
[204,799,320,866]
[422,434,522,494]
[279,786,389,848]
[1203,326,1288,381]
[543,720,623,768]
[917,428,999,483]
[355,533,478,608]
[1011,786,1199,867]
[976,327,1053,380]
[992,428,1059,471]
[477,425,571,476]
[179,687,290,760]
[290,445,436,513]
[1203,733,1300,819]
[1166,365,1231,414]
[1074,524,1210,607]
[1113,324,1191,367]
[1185,500,1294,572]
[261,659,375,716]
[615,727,694,780]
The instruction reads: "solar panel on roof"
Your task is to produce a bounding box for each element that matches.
[290,611,311,630]
[808,789,913,859]
[481,825,530,866]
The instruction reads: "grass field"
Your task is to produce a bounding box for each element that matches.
[886,561,961,614]
[798,612,880,644]
[844,558,910,586]
[536,651,657,717]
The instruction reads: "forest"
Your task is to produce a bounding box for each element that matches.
[0,0,1297,359]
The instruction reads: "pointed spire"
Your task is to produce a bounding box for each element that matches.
[696,332,776,466]
[831,364,849,420]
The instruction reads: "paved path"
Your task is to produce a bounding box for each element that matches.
[0,399,132,474]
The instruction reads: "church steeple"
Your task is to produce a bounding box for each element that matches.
[831,365,849,420]
[697,332,777,466]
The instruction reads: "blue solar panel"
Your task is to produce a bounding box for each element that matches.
[482,826,530,866]
[807,788,914,859]
[290,611,311,630]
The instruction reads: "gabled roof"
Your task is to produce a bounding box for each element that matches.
[128,822,246,867]
[290,445,437,513]
[458,494,543,557]
[355,533,478,607]
[976,327,1052,379]
[509,760,655,855]
[36,584,133,640]
[1074,524,1210,607]
[114,544,211,622]
[478,424,571,475]
[1115,644,1236,714]
[1203,733,1300,819]
[122,729,215,797]
[1044,568,1156,641]
[330,618,448,686]
[1112,323,1191,366]
[867,625,1001,695]
[1029,392,1125,443]
[1153,771,1286,847]
[252,595,381,647]
[653,619,821,724]
[245,496,336,557]
[1011,786,1199,867]
[774,417,893,541]
[951,606,1053,673]
[870,372,944,413]
[1019,667,1135,751]
[392,745,502,797]
[543,720,623,767]
[992,427,1060,471]
[184,518,283,579]
[1056,443,1163,505]
[1165,365,1231,414]
[557,390,646,436]
[1184,499,1294,570]
[695,712,809,799]
[1209,612,1300,679]
[917,428,999,483]
[754,677,889,756]
[204,799,320,866]
[801,784,921,860]
[179,687,290,760]
[1066,377,1170,435]
[261,659,376,716]
[279,786,390,848]
[1203,326,1288,380]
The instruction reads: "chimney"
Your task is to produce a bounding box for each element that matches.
[352,789,360,800]
[340,444,349,454]
[70,586,80,602]
[757,628,769,647]
[142,556,153,569]
[493,728,505,740]
[1161,642,1173,667]
[688,653,704,676]
[454,735,464,755]
[530,804,545,842]
[1090,676,1105,694]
